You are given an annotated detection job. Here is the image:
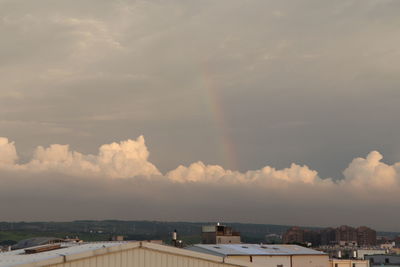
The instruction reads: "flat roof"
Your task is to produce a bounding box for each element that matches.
[187,244,327,257]
[0,242,129,267]
[0,241,261,267]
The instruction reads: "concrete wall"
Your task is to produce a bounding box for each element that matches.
[252,255,291,266]
[329,259,369,267]
[292,255,329,267]
[228,255,291,266]
[227,254,328,267]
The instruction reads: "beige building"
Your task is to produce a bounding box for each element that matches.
[187,244,329,267]
[0,241,264,267]
[329,259,369,267]
[356,248,387,259]
[202,224,241,244]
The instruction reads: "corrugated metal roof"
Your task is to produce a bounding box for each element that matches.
[0,241,127,267]
[187,244,326,256]
[0,241,263,267]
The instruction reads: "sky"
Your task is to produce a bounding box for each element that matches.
[0,0,400,231]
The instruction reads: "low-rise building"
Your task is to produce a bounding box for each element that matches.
[187,243,329,267]
[0,241,262,267]
[356,249,388,259]
[202,223,241,244]
[365,254,400,266]
[318,246,387,260]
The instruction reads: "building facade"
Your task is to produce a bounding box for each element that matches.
[201,224,241,244]
[282,226,376,247]
[282,227,305,244]
[329,259,369,267]
[356,227,376,247]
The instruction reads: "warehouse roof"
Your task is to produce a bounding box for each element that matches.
[0,241,128,267]
[0,241,262,267]
[187,244,327,257]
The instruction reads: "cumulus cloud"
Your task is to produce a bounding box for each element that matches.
[2,136,400,192]
[0,136,327,186]
[342,150,399,190]
[1,135,400,229]
[167,161,324,186]
[0,136,160,178]
[96,137,160,178]
[0,137,18,166]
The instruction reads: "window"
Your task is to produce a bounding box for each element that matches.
[335,264,338,267]
[352,264,355,267]
[277,265,283,267]
[385,258,390,264]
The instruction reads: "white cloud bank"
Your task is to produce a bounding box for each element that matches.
[1,135,400,229]
[0,136,160,178]
[1,135,399,191]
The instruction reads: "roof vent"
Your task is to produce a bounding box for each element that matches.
[24,244,61,254]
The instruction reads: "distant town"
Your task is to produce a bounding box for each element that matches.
[1,220,400,267]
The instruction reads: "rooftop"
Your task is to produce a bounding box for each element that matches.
[187,244,327,257]
[0,241,127,267]
[0,241,262,267]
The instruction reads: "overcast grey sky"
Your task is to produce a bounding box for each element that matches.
[1,0,400,230]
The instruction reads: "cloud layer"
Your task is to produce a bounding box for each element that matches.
[1,0,400,179]
[0,136,399,230]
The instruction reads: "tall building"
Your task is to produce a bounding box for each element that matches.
[320,228,336,245]
[282,227,321,246]
[201,223,241,244]
[357,226,377,246]
[282,226,304,244]
[283,225,377,247]
[304,229,321,246]
[336,225,358,246]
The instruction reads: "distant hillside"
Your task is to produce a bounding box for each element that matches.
[0,221,397,245]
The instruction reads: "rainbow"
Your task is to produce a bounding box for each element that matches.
[201,68,239,171]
